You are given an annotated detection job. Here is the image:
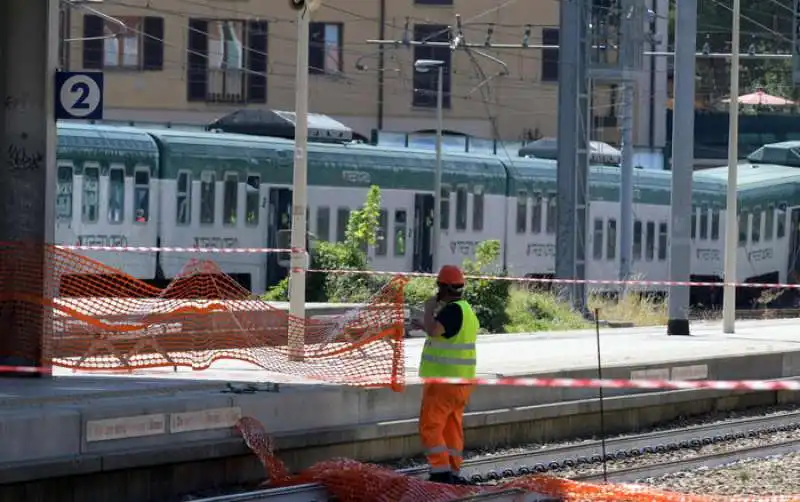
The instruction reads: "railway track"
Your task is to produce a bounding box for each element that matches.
[187,411,800,502]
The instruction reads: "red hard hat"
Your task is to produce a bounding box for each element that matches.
[437,265,465,285]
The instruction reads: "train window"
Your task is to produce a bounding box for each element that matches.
[699,206,708,240]
[711,207,720,240]
[592,218,603,260]
[778,205,787,238]
[658,222,668,261]
[738,209,748,246]
[245,175,260,226]
[690,206,697,239]
[645,221,655,261]
[176,171,191,225]
[751,208,761,244]
[633,220,642,260]
[394,210,407,256]
[440,187,450,230]
[134,169,150,223]
[472,187,484,232]
[56,164,73,220]
[108,167,125,224]
[82,165,99,223]
[606,219,616,260]
[546,192,557,234]
[200,171,216,224]
[316,207,330,241]
[376,209,388,256]
[336,207,350,242]
[455,186,468,231]
[222,173,238,226]
[764,205,774,241]
[531,192,542,234]
[516,190,528,234]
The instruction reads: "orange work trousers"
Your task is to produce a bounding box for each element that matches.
[419,382,474,474]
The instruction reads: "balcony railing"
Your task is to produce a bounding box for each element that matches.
[206,67,245,103]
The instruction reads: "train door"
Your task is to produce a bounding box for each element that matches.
[267,187,292,288]
[788,207,800,284]
[413,193,434,272]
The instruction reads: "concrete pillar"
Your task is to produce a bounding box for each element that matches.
[0,0,59,375]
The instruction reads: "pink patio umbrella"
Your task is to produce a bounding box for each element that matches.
[721,89,795,106]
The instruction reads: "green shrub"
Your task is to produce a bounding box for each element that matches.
[504,288,589,332]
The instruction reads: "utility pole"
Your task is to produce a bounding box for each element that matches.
[666,0,697,336]
[287,0,320,362]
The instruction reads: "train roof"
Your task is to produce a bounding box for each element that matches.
[145,128,509,193]
[57,121,159,156]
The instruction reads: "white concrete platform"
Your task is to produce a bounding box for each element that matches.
[2,318,800,486]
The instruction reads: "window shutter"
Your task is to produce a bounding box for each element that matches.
[308,22,325,74]
[187,19,208,102]
[82,14,104,69]
[142,16,164,71]
[246,21,267,103]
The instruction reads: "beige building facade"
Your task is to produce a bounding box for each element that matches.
[58,0,667,147]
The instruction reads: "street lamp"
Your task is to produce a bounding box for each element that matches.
[414,58,445,272]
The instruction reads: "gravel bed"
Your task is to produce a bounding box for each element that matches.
[388,403,800,470]
[636,452,800,496]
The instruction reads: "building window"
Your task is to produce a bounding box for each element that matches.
[394,210,407,256]
[59,6,70,69]
[223,173,238,225]
[633,220,642,260]
[108,167,125,224]
[200,171,216,224]
[645,221,655,261]
[82,15,164,71]
[412,24,451,108]
[541,28,559,82]
[187,19,267,103]
[607,219,617,260]
[336,207,350,242]
[176,171,191,225]
[57,164,73,220]
[455,186,468,231]
[472,187,484,231]
[82,166,99,223]
[134,169,150,223]
[310,23,343,74]
[516,190,527,234]
[376,209,388,256]
[245,175,260,226]
[593,218,603,260]
[658,222,668,261]
[531,193,542,234]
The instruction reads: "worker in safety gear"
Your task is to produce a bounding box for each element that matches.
[416,264,479,485]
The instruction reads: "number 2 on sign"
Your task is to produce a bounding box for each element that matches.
[70,82,91,109]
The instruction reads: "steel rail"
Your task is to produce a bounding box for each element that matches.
[190,411,800,501]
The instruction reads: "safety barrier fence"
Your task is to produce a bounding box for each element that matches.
[4,243,800,500]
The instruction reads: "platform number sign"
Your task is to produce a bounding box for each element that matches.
[794,0,800,85]
[55,71,104,120]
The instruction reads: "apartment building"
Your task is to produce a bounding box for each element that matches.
[58,0,668,146]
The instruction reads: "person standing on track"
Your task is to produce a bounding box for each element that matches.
[416,264,479,485]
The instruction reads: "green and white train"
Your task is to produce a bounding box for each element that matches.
[55,122,800,305]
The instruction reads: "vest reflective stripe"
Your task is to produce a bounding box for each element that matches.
[419,300,479,379]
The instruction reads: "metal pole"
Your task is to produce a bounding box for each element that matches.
[432,65,443,272]
[722,0,740,333]
[666,0,697,336]
[620,83,634,289]
[288,6,310,361]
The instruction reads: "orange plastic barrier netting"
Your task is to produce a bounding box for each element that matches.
[236,416,800,502]
[0,242,407,388]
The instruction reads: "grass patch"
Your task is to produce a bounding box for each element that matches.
[589,292,668,327]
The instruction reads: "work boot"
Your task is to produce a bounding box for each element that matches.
[428,471,454,484]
